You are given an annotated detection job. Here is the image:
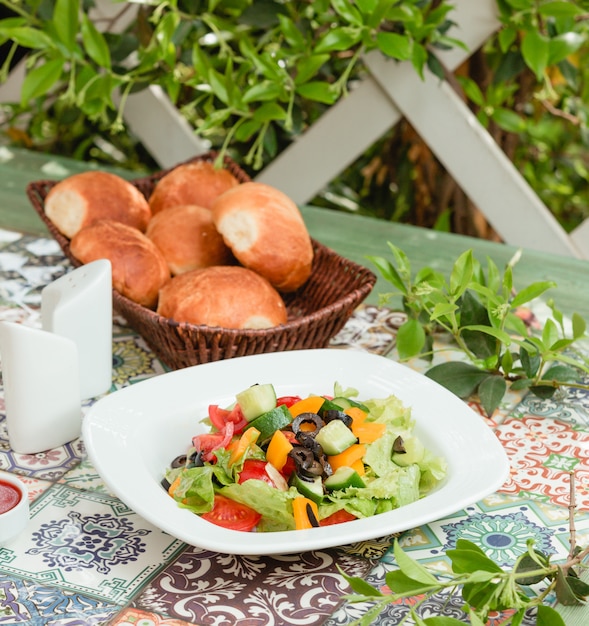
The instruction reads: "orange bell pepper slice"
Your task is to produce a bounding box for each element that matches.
[228,427,260,466]
[292,497,320,529]
[288,396,325,418]
[328,443,366,472]
[266,429,293,471]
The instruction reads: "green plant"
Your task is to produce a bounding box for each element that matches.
[342,535,589,626]
[369,244,589,417]
[0,0,463,169]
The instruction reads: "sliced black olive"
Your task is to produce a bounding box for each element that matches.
[306,502,320,527]
[393,435,406,454]
[297,431,324,456]
[289,446,316,469]
[161,477,171,491]
[292,412,325,437]
[323,409,353,428]
[289,447,324,477]
[171,454,188,468]
[188,450,204,467]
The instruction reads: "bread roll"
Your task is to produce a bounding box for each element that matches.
[157,266,287,329]
[211,182,313,292]
[146,204,234,276]
[149,161,240,215]
[70,220,170,309]
[45,171,151,238]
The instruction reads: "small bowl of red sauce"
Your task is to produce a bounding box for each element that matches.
[0,473,29,544]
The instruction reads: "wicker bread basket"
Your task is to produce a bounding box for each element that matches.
[26,152,376,369]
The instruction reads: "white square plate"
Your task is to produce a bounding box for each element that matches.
[82,349,509,555]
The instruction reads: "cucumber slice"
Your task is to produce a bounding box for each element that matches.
[332,397,369,412]
[324,466,366,491]
[236,383,277,421]
[392,436,425,467]
[291,472,324,504]
[247,405,292,442]
[315,419,358,455]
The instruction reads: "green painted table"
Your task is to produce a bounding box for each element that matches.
[2,146,589,317]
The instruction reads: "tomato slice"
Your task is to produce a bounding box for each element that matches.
[319,509,357,526]
[238,459,275,486]
[276,395,302,408]
[201,495,261,531]
[208,404,248,434]
[193,421,234,461]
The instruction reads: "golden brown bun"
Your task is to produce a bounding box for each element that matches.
[146,204,234,276]
[211,182,313,292]
[149,161,240,215]
[45,171,151,238]
[70,220,171,309]
[157,265,287,329]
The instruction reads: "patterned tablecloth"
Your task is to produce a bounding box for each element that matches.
[0,228,587,625]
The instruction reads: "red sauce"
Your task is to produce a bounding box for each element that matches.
[0,480,21,513]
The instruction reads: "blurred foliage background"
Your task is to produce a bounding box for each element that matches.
[0,0,588,242]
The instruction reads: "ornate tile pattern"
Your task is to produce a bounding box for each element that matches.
[0,229,588,625]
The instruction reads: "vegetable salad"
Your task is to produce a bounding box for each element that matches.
[163,383,447,532]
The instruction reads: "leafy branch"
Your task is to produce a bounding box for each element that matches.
[369,244,589,417]
[341,475,589,626]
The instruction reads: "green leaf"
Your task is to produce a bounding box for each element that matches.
[425,362,489,399]
[498,26,517,53]
[492,108,526,133]
[411,42,428,79]
[553,569,580,607]
[21,58,64,106]
[234,119,262,142]
[81,15,111,69]
[396,318,426,360]
[542,318,559,349]
[519,342,540,377]
[294,54,330,85]
[459,291,496,359]
[514,551,549,585]
[243,82,282,103]
[0,26,53,49]
[331,0,363,26]
[253,102,287,122]
[538,2,584,18]
[295,81,338,104]
[393,539,438,586]
[510,378,533,391]
[529,385,557,400]
[368,255,407,294]
[422,618,470,626]
[572,312,586,340]
[548,33,584,65]
[315,27,361,53]
[478,374,507,417]
[449,249,473,297]
[385,569,437,595]
[457,76,484,107]
[340,571,383,597]
[461,325,512,346]
[277,15,306,48]
[511,281,556,307]
[521,30,550,81]
[541,364,580,383]
[447,546,503,574]
[376,32,412,60]
[537,605,567,625]
[53,0,79,52]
